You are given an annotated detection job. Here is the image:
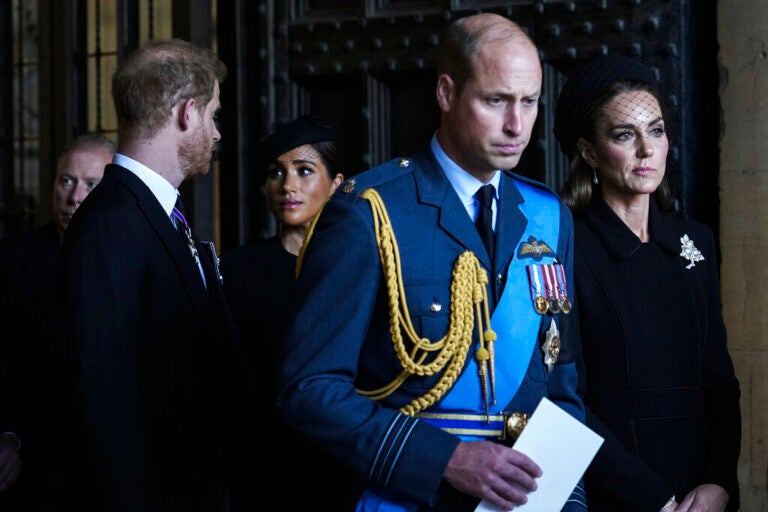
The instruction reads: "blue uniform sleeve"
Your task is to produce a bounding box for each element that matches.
[276,192,459,507]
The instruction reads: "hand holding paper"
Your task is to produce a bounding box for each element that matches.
[475,398,603,512]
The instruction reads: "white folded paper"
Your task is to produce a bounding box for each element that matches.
[474,397,603,512]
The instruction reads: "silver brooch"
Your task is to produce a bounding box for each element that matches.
[680,235,704,269]
[542,318,560,373]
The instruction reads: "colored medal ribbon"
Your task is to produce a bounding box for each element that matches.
[527,264,549,315]
[555,263,571,314]
[542,264,561,314]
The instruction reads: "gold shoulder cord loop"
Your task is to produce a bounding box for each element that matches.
[294,188,497,417]
[355,188,497,417]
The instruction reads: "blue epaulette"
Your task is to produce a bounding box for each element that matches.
[335,157,418,203]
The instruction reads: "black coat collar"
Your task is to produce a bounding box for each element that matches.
[581,196,681,260]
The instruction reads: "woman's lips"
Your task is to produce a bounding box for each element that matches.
[279,200,302,211]
[634,166,655,175]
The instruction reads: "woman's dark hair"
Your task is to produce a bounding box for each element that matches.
[310,140,342,179]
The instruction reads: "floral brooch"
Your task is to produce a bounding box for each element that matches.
[680,235,704,269]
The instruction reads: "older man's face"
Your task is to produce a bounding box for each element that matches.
[52,146,112,234]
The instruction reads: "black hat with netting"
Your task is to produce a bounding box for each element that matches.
[553,54,663,158]
[259,114,337,168]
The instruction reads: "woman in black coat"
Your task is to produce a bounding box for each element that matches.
[220,115,362,510]
[554,55,741,512]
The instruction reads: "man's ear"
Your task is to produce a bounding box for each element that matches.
[436,74,455,113]
[176,98,197,131]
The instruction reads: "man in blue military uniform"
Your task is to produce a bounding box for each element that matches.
[277,12,587,511]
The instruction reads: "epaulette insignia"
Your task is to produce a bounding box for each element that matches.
[517,236,555,261]
[398,158,410,167]
[342,179,356,194]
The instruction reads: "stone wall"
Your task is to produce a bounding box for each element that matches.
[718,1,768,510]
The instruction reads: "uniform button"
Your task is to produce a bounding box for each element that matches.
[430,302,442,312]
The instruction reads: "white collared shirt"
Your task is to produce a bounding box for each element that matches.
[114,153,207,287]
[430,133,500,230]
[114,153,179,217]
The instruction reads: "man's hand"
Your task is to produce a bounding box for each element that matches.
[675,484,729,512]
[0,435,22,493]
[443,440,542,510]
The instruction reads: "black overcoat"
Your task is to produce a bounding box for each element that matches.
[574,197,741,511]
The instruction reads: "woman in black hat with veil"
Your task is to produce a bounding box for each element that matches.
[220,115,359,509]
[555,55,741,512]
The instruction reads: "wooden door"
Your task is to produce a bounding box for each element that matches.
[217,1,717,249]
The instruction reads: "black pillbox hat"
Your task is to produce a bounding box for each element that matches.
[259,114,336,166]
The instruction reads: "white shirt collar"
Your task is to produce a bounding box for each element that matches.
[113,154,180,215]
[430,133,500,221]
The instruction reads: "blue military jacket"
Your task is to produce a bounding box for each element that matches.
[277,148,586,510]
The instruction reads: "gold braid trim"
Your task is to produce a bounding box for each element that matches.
[356,188,496,417]
[296,199,329,279]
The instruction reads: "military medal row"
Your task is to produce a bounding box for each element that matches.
[526,263,571,315]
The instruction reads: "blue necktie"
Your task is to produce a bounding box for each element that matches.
[172,196,206,287]
[475,184,495,260]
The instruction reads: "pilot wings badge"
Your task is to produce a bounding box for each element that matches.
[517,236,555,261]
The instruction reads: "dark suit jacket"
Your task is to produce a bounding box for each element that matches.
[0,222,77,510]
[574,197,741,511]
[58,164,259,511]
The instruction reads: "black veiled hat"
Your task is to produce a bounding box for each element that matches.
[553,54,660,157]
[259,114,336,167]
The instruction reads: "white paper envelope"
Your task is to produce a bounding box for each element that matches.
[475,397,603,512]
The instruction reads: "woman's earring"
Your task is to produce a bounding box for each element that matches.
[592,169,599,186]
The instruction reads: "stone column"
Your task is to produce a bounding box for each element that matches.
[719,1,768,509]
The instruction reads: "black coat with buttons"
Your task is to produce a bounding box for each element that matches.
[574,196,741,511]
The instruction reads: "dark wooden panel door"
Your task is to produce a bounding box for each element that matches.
[218,1,717,248]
